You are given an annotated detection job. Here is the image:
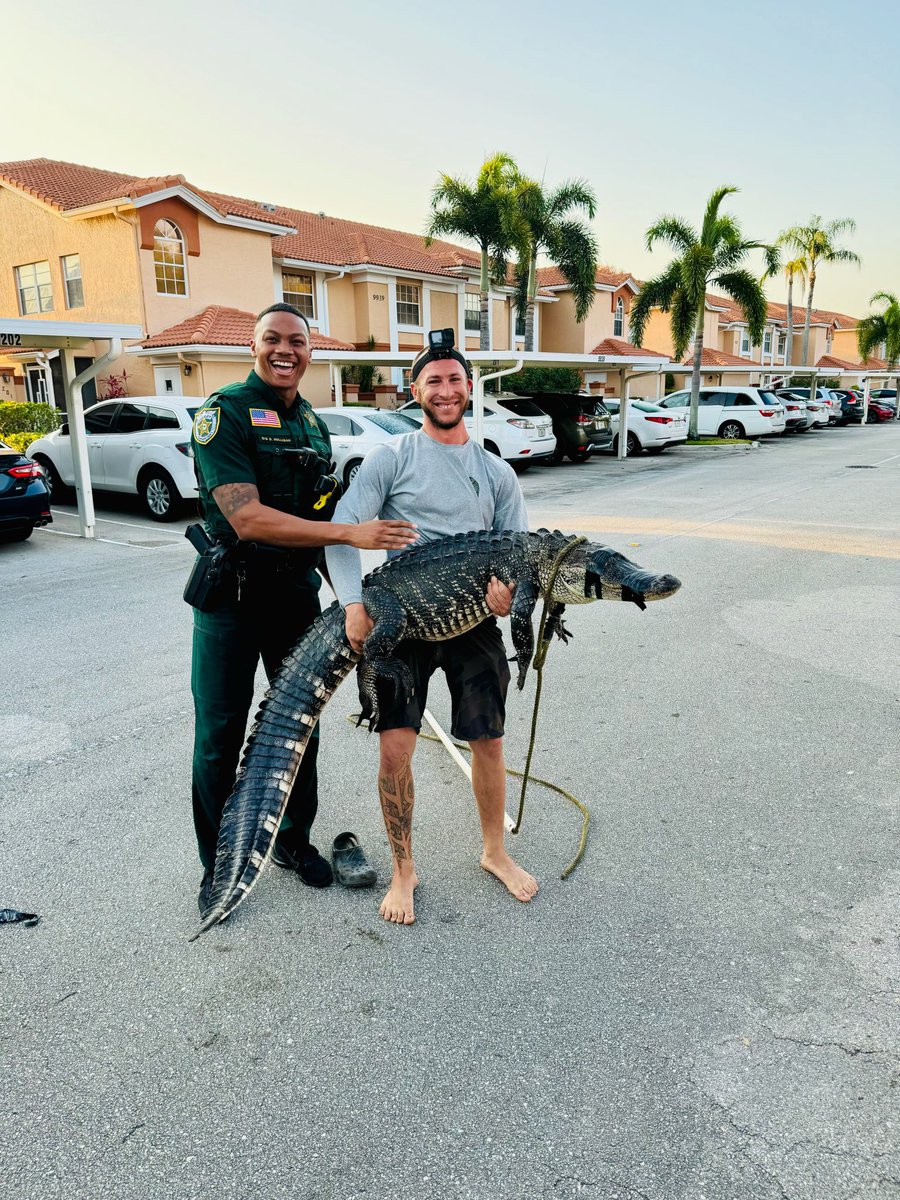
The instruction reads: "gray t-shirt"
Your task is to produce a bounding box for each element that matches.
[326,430,529,607]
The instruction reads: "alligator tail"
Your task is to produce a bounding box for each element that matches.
[191,601,359,940]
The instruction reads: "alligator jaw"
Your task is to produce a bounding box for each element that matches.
[585,565,681,607]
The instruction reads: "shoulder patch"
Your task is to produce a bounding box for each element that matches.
[193,408,220,444]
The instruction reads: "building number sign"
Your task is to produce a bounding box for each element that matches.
[372,293,385,301]
[0,334,22,346]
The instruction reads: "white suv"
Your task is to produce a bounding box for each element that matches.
[27,397,200,520]
[657,386,781,438]
[397,394,556,468]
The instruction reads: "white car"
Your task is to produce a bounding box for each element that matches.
[397,394,556,469]
[315,406,422,487]
[27,397,200,520]
[601,398,688,455]
[657,386,777,439]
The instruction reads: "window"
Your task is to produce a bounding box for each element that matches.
[825,329,833,351]
[145,406,181,431]
[464,292,481,332]
[396,283,420,326]
[613,297,624,338]
[282,271,316,320]
[15,260,53,314]
[777,332,787,358]
[61,254,84,308]
[318,412,361,437]
[153,220,187,295]
[515,312,526,337]
[763,330,772,356]
[366,411,422,435]
[83,404,119,433]
[115,403,148,433]
[739,330,751,357]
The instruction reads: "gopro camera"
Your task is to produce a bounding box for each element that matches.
[428,328,456,356]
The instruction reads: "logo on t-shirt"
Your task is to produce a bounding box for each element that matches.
[469,476,480,496]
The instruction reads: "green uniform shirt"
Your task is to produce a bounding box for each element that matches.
[191,371,335,572]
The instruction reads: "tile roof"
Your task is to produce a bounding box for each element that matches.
[682,347,762,367]
[538,266,635,290]
[591,337,669,359]
[0,158,291,227]
[707,291,860,330]
[817,353,887,371]
[139,306,354,350]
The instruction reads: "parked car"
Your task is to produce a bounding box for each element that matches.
[504,392,612,462]
[868,389,897,417]
[775,386,838,425]
[27,397,200,521]
[777,395,807,432]
[315,406,422,486]
[866,399,895,423]
[0,440,52,543]
[397,394,556,468]
[656,386,777,439]
[601,398,688,455]
[776,390,828,428]
[827,389,864,425]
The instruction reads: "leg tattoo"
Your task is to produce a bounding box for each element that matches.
[379,753,414,865]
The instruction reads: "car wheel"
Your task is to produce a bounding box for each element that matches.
[613,433,642,456]
[32,455,70,501]
[140,467,181,522]
[718,420,745,439]
[567,448,591,463]
[511,461,530,473]
[0,526,33,543]
[550,447,566,465]
[484,441,501,456]
[343,458,364,488]
[645,446,665,455]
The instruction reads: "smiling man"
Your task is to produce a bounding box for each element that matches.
[189,303,416,912]
[325,335,538,925]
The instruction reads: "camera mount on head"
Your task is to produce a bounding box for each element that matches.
[410,328,472,383]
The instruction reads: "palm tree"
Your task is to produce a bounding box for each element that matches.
[780,216,861,365]
[425,153,527,351]
[513,177,598,352]
[777,252,808,367]
[857,291,900,419]
[630,186,779,438]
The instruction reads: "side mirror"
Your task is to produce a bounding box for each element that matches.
[60,423,69,435]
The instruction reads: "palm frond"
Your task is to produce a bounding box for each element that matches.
[670,290,697,361]
[547,221,598,322]
[629,262,680,346]
[545,179,597,222]
[714,268,768,345]
[646,216,696,254]
[680,245,713,307]
[700,186,739,246]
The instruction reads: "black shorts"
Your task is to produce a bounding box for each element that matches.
[374,619,511,741]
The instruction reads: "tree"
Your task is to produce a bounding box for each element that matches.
[426,153,527,351]
[770,248,807,367]
[630,186,778,438]
[780,216,861,365]
[857,291,900,419]
[514,177,598,352]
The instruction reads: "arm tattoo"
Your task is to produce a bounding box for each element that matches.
[213,482,259,519]
[379,753,414,864]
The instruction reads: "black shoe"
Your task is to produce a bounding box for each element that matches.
[331,832,377,888]
[271,839,333,888]
[198,868,214,914]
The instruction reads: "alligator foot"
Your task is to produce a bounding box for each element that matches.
[356,661,381,730]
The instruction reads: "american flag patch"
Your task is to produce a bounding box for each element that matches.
[249,408,281,428]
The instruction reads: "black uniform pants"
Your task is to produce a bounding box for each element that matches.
[191,569,322,870]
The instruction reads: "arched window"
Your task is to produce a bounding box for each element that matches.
[153,219,187,295]
[613,296,624,338]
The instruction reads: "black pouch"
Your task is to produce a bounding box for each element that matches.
[183,524,233,612]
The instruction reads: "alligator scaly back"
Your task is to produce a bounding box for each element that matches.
[192,602,359,939]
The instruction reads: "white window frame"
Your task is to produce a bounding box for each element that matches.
[153,219,188,297]
[281,270,317,321]
[762,329,772,357]
[739,329,751,357]
[61,254,84,309]
[777,332,787,360]
[464,292,481,333]
[396,282,422,329]
[613,297,624,338]
[15,260,53,315]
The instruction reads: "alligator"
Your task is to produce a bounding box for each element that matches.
[192,528,681,938]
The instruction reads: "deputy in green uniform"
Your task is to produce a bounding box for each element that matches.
[189,303,416,911]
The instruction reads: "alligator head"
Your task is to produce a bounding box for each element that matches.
[549,540,681,609]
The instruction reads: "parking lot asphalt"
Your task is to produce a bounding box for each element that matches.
[2,424,899,1200]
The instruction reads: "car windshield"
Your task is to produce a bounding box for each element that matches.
[758,391,781,404]
[633,401,664,413]
[365,411,421,434]
[496,397,548,417]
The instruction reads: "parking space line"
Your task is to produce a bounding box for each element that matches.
[49,509,183,532]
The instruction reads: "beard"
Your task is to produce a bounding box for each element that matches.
[421,395,466,429]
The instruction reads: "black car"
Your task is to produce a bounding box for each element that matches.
[507,391,613,463]
[828,389,864,425]
[0,440,52,543]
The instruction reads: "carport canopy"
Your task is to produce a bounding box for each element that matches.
[1,317,143,538]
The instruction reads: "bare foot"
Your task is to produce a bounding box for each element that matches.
[480,851,539,902]
[379,869,419,924]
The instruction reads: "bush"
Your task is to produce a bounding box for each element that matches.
[506,367,583,394]
[2,431,41,453]
[0,401,62,437]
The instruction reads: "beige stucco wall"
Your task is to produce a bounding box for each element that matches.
[831,328,859,361]
[353,280,390,347]
[139,215,274,336]
[325,276,357,344]
[429,289,458,341]
[539,291,581,353]
[492,299,510,350]
[0,188,143,324]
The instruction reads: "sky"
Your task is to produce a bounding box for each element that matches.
[4,0,898,318]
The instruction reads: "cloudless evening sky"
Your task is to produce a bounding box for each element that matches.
[4,0,898,316]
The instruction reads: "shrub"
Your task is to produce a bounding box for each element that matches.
[2,431,41,453]
[0,401,62,437]
[507,367,583,394]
